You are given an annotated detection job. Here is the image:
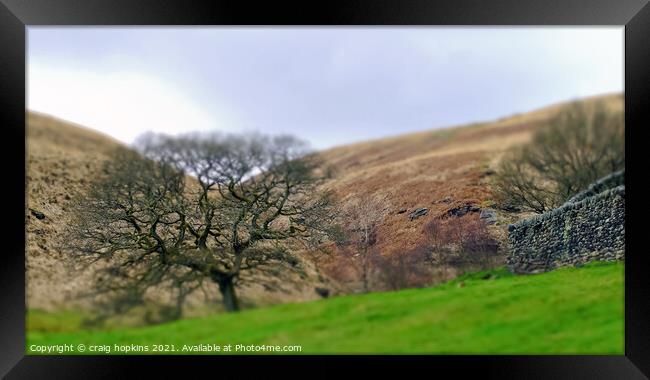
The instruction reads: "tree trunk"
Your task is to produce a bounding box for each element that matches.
[362,259,369,293]
[216,276,240,312]
[361,246,370,293]
[171,294,184,320]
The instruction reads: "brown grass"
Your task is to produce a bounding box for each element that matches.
[26,112,123,310]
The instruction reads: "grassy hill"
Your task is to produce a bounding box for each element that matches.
[27,261,623,354]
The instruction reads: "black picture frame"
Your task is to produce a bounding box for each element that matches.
[1,0,648,378]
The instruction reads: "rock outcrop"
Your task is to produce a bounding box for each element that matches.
[409,207,428,221]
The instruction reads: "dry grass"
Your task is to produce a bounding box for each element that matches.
[26,112,123,310]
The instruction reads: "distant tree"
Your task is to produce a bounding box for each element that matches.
[493,101,624,213]
[335,194,390,292]
[65,132,337,313]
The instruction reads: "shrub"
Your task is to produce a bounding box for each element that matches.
[423,214,501,268]
[371,248,432,291]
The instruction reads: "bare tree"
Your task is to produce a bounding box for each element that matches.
[335,194,390,292]
[65,132,337,313]
[493,101,624,213]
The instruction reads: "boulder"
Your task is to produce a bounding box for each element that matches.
[30,209,46,220]
[447,204,481,217]
[500,204,521,212]
[479,209,497,224]
[409,207,428,221]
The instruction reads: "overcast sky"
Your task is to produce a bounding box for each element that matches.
[28,27,623,150]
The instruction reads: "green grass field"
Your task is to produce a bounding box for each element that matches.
[27,261,623,354]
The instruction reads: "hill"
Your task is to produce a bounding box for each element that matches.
[26,93,623,311]
[27,112,124,310]
[27,261,623,354]
[314,93,623,283]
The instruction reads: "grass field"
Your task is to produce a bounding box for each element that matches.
[26,261,623,354]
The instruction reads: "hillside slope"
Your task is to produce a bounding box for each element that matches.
[27,261,624,354]
[27,112,124,310]
[26,93,623,310]
[315,93,623,280]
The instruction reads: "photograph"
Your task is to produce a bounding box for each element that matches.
[24,26,625,355]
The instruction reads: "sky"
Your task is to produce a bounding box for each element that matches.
[28,27,623,150]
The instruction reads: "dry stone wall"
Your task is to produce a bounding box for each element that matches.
[507,171,625,274]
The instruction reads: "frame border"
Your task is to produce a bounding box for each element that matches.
[1,0,648,378]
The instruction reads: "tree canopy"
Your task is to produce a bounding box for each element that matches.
[66,132,338,312]
[493,101,624,213]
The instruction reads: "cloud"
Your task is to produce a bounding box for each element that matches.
[28,64,222,144]
[28,27,623,149]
